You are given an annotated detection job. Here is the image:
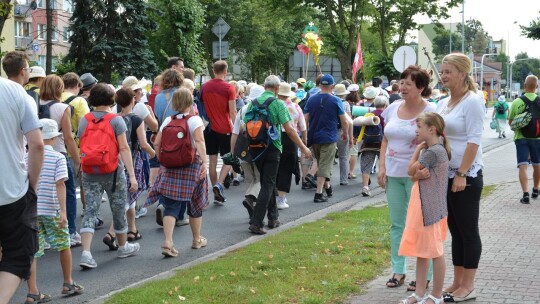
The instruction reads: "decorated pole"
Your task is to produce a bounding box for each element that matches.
[297,22,323,80]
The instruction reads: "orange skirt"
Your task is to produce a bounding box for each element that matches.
[398,181,447,259]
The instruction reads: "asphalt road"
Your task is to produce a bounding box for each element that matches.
[10,107,512,304]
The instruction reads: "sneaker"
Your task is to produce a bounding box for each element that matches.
[135,207,148,219]
[70,232,82,247]
[223,174,232,189]
[248,224,267,235]
[242,196,255,218]
[268,219,281,229]
[313,193,328,203]
[117,242,140,258]
[213,183,226,202]
[340,181,348,186]
[325,185,333,197]
[233,179,240,186]
[44,240,51,250]
[156,206,163,226]
[502,132,506,138]
[192,236,207,249]
[361,186,371,197]
[520,195,530,204]
[276,197,289,210]
[498,134,502,139]
[304,174,317,187]
[80,253,97,269]
[175,219,189,227]
[302,181,314,190]
[532,188,539,199]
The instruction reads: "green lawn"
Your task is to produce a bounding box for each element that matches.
[481,184,497,200]
[106,207,391,304]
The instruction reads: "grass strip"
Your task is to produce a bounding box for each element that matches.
[481,184,496,200]
[106,206,390,304]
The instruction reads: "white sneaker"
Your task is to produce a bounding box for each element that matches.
[80,253,97,269]
[175,219,189,226]
[361,186,371,197]
[70,232,82,247]
[117,242,140,258]
[135,207,148,219]
[276,197,289,210]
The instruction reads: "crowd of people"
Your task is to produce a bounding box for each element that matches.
[1,48,538,304]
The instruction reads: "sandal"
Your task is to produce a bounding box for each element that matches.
[161,246,178,257]
[192,236,208,249]
[399,292,424,304]
[407,280,430,292]
[62,281,84,295]
[386,273,405,288]
[102,232,118,251]
[25,292,51,303]
[127,230,142,242]
[419,294,443,304]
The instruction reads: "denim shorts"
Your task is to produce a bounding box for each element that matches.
[161,196,189,220]
[515,139,540,166]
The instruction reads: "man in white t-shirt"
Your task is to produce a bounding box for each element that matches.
[0,51,44,304]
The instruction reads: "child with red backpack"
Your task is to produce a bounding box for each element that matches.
[77,83,140,269]
[144,87,208,257]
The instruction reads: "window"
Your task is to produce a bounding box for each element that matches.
[38,55,58,72]
[38,24,46,40]
[62,27,72,42]
[37,0,55,9]
[63,0,72,13]
[15,21,31,37]
[51,26,57,41]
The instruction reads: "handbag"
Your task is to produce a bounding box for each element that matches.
[490,118,497,130]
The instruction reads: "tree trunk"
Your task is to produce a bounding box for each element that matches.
[102,0,115,83]
[335,45,352,81]
[46,0,52,73]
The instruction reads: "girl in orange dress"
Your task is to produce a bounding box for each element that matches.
[398,112,450,304]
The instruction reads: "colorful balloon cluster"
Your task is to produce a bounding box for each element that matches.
[297,22,323,64]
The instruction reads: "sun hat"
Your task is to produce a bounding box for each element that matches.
[296,78,307,84]
[28,66,45,78]
[320,74,335,86]
[40,118,62,140]
[122,76,145,91]
[498,95,506,102]
[278,82,295,97]
[363,86,379,99]
[334,84,349,96]
[238,80,248,87]
[348,84,359,92]
[247,84,265,101]
[80,73,98,90]
[289,82,298,90]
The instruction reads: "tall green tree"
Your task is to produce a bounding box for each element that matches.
[146,0,205,73]
[66,0,157,83]
[456,19,488,54]
[432,27,462,60]
[0,0,13,58]
[521,16,540,40]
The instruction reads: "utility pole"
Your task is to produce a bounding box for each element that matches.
[461,1,465,53]
[46,0,52,74]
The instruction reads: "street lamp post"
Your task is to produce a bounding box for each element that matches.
[461,1,465,53]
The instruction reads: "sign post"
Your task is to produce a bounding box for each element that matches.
[212,17,230,60]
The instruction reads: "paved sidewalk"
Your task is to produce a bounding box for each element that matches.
[347,180,540,304]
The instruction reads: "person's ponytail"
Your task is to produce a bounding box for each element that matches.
[441,133,452,161]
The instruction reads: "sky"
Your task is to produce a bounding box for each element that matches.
[413,0,540,60]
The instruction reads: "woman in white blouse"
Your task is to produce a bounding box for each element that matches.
[437,53,484,302]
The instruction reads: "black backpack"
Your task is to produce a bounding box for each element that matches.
[519,94,540,138]
[121,113,142,154]
[26,86,40,108]
[496,103,506,114]
[38,101,56,120]
[362,124,383,143]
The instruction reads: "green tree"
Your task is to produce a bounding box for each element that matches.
[66,0,157,83]
[512,52,540,85]
[456,19,488,54]
[432,27,462,60]
[0,0,13,58]
[521,15,540,40]
[146,0,206,73]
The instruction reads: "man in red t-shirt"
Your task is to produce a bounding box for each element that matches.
[201,60,237,204]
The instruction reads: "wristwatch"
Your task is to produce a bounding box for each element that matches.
[456,171,467,178]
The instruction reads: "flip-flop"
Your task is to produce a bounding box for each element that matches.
[161,246,178,257]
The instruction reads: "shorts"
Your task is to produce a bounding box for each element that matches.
[162,196,201,218]
[36,214,70,258]
[312,143,337,178]
[0,187,38,280]
[350,144,359,157]
[204,129,231,156]
[515,139,540,166]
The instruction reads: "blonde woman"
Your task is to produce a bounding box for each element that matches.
[436,53,484,302]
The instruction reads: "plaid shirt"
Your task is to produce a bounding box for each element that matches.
[144,155,208,214]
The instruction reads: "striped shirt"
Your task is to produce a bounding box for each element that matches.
[30,145,69,216]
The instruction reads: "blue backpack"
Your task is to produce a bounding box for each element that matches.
[362,124,383,143]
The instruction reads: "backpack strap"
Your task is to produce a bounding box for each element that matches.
[28,86,38,92]
[64,95,77,105]
[161,92,174,124]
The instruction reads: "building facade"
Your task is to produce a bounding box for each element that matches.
[14,0,73,71]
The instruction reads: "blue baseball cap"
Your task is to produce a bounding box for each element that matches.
[320,74,334,85]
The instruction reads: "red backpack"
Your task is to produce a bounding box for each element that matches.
[80,113,119,174]
[159,114,196,168]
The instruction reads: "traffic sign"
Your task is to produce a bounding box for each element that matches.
[392,46,416,73]
[212,41,229,59]
[212,17,230,40]
[32,43,39,52]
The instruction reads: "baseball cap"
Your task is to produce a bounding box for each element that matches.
[296,78,306,84]
[29,66,45,78]
[320,74,334,86]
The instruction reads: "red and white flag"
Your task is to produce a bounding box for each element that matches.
[352,33,363,83]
